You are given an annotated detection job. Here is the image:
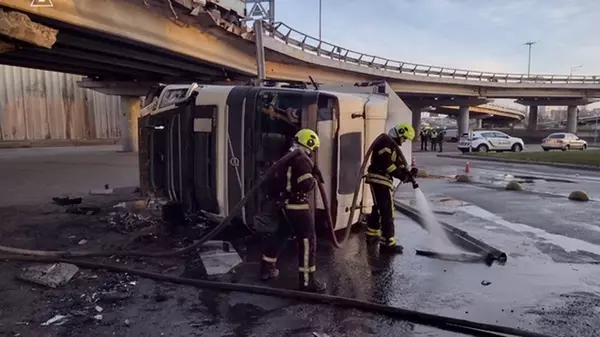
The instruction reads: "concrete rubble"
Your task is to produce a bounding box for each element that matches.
[18,263,79,289]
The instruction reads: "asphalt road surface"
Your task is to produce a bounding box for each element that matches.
[0,146,599,337]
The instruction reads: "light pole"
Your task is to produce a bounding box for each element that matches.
[570,65,583,76]
[524,41,536,76]
[318,0,322,41]
[595,110,599,145]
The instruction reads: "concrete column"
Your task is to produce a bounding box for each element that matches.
[527,105,538,131]
[411,107,422,137]
[458,106,469,137]
[566,105,578,134]
[475,119,482,129]
[120,96,141,152]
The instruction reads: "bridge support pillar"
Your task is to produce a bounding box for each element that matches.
[567,105,578,134]
[475,119,482,129]
[527,105,538,131]
[411,107,422,137]
[120,96,141,153]
[458,106,469,137]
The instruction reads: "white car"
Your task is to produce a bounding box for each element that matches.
[458,130,525,153]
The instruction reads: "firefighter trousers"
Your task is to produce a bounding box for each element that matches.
[262,209,317,280]
[366,183,396,244]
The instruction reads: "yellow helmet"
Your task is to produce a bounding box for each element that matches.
[294,129,320,151]
[388,123,415,142]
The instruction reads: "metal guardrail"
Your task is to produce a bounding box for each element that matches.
[263,21,600,85]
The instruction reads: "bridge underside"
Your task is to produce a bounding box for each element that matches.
[0,3,251,84]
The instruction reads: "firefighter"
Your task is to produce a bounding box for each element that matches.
[260,128,327,293]
[365,123,418,254]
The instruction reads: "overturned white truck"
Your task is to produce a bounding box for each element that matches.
[138,81,412,232]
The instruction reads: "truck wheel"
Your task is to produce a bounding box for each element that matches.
[511,143,523,152]
[477,144,489,153]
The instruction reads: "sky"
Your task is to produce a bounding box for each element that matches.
[268,0,600,76]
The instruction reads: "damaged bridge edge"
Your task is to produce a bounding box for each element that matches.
[0,9,58,49]
[393,199,508,262]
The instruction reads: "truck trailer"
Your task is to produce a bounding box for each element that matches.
[138,81,412,232]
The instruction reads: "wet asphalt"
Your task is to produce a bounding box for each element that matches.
[2,146,600,336]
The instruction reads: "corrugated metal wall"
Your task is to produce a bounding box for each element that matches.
[0,65,122,141]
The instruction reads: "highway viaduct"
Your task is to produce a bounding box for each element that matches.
[1,0,599,150]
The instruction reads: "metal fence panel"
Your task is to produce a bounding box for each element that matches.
[0,65,122,141]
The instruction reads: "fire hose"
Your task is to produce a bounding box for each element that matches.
[0,136,553,337]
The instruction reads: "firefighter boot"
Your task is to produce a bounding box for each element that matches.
[379,237,404,254]
[260,261,280,281]
[298,272,327,293]
[365,227,382,245]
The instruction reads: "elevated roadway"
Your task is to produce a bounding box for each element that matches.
[1,0,596,133]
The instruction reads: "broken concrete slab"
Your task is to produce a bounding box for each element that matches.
[19,263,79,288]
[198,241,243,276]
[0,10,58,48]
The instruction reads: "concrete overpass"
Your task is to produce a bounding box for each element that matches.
[0,0,597,141]
[435,103,526,121]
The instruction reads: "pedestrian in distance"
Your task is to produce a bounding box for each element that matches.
[436,129,445,152]
[364,123,419,254]
[260,128,327,293]
[420,129,428,151]
[429,128,438,152]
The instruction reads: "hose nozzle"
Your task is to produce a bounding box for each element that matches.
[411,180,419,190]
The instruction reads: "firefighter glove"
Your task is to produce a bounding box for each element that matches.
[410,167,419,177]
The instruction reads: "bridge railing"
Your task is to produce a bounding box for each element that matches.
[263,21,600,84]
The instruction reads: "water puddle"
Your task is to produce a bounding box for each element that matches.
[458,205,600,257]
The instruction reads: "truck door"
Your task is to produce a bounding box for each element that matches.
[332,95,366,231]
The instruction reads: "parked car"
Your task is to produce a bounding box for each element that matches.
[541,132,587,151]
[458,130,525,153]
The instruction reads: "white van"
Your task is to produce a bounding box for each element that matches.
[443,128,459,142]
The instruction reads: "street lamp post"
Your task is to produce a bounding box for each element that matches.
[570,65,583,76]
[595,111,599,145]
[524,41,536,77]
[318,0,322,41]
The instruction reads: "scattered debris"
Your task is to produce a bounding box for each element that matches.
[78,239,88,245]
[481,280,492,286]
[455,175,472,183]
[198,241,243,276]
[52,196,82,206]
[93,314,103,321]
[106,211,156,233]
[19,263,79,288]
[94,305,103,313]
[124,319,131,326]
[67,206,101,215]
[41,314,68,326]
[90,184,113,195]
[99,291,131,304]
